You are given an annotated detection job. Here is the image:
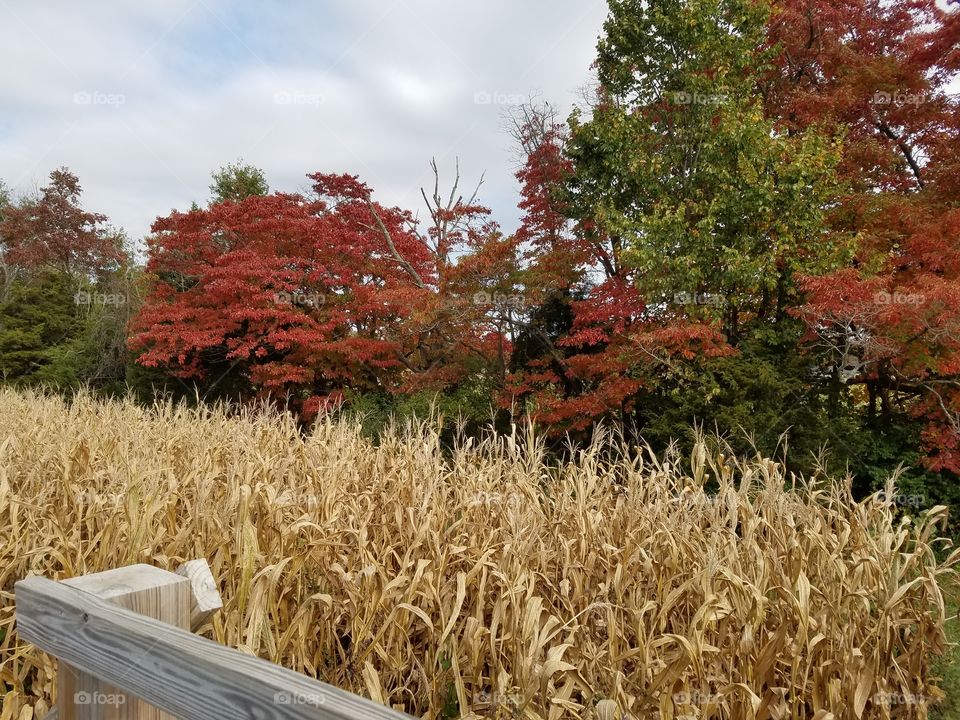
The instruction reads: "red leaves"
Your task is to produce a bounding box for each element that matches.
[502,111,737,435]
[516,123,574,249]
[301,391,345,421]
[0,169,125,275]
[797,214,960,471]
[505,252,731,434]
[131,177,416,400]
[131,171,508,414]
[308,172,371,202]
[766,0,960,472]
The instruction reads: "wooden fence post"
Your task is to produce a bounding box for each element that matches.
[17,573,413,720]
[55,564,191,720]
[174,559,223,631]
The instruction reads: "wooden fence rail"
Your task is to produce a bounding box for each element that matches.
[15,562,415,720]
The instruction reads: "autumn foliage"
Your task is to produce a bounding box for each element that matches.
[2,0,959,481]
[129,171,512,416]
[0,169,124,276]
[766,0,960,470]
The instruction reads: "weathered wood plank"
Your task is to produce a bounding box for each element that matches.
[15,576,414,720]
[59,565,191,720]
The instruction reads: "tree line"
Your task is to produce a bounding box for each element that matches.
[2,0,959,511]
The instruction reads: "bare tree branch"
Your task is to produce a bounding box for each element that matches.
[875,120,926,189]
[363,198,427,290]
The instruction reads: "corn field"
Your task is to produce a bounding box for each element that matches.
[0,388,957,719]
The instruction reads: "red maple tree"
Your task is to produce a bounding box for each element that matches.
[0,169,125,276]
[766,0,960,470]
[131,169,510,416]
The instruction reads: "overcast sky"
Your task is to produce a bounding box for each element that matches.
[0,0,609,242]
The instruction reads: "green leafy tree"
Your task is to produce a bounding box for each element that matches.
[551,0,854,466]
[41,261,144,395]
[571,0,850,333]
[208,160,269,204]
[0,170,131,389]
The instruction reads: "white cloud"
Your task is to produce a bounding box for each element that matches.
[0,0,608,241]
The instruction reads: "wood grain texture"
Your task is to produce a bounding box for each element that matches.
[57,565,191,720]
[15,576,415,720]
[173,559,223,631]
